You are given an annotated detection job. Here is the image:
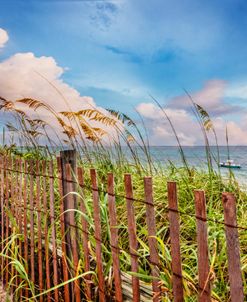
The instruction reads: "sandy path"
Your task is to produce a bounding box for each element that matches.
[0,284,8,302]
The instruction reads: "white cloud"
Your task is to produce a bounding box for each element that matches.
[169,79,241,116]
[136,103,164,119]
[225,82,247,99]
[136,102,199,145]
[0,52,118,143]
[211,117,247,145]
[136,90,247,146]
[0,52,96,111]
[0,28,9,48]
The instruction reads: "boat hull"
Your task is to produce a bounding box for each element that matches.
[219,164,241,169]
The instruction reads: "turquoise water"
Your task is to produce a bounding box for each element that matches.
[58,144,247,184]
[144,146,247,184]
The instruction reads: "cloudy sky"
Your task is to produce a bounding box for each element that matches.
[1,0,247,145]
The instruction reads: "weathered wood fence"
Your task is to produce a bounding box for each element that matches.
[0,150,245,301]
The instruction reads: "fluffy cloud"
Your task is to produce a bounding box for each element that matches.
[0,52,96,109]
[0,28,9,48]
[212,118,247,145]
[136,86,247,146]
[169,80,241,116]
[226,82,247,100]
[136,103,199,145]
[0,52,118,143]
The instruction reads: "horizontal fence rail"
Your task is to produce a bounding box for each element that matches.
[0,151,245,301]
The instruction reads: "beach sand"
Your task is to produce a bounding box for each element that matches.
[0,284,8,302]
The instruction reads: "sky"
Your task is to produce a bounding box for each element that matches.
[1,0,247,145]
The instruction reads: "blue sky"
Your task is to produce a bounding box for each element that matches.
[1,0,247,145]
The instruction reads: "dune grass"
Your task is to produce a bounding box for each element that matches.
[0,94,246,301]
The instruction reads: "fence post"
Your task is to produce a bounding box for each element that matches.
[60,150,79,301]
[194,190,211,302]
[167,182,184,302]
[222,193,244,301]
[65,163,81,302]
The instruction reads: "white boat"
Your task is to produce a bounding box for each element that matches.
[219,159,241,169]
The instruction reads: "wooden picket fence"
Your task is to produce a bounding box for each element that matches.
[0,150,245,301]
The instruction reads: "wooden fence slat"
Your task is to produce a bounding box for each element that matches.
[36,160,43,301]
[5,157,10,285]
[143,177,161,302]
[14,159,21,295]
[42,161,51,302]
[17,159,23,299]
[1,154,246,302]
[222,193,244,301]
[13,158,21,294]
[10,159,16,294]
[107,173,123,302]
[10,158,15,294]
[29,160,35,286]
[56,157,70,302]
[23,160,29,299]
[167,182,184,302]
[77,166,92,301]
[2,156,6,280]
[124,174,140,302]
[0,157,5,281]
[49,161,59,302]
[17,159,23,235]
[194,190,211,302]
[90,168,106,302]
[12,158,19,294]
[65,163,81,302]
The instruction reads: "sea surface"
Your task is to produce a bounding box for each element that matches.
[42,144,247,185]
[139,146,247,185]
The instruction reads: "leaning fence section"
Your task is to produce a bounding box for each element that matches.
[0,151,245,301]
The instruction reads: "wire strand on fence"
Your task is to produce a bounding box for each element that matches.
[0,160,231,301]
[1,165,247,232]
[1,202,212,299]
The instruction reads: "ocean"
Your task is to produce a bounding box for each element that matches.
[143,146,247,185]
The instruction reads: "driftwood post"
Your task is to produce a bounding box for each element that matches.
[60,150,79,301]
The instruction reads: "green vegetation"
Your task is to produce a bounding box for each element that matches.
[0,95,246,301]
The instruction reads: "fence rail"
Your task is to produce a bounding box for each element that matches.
[0,151,245,301]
